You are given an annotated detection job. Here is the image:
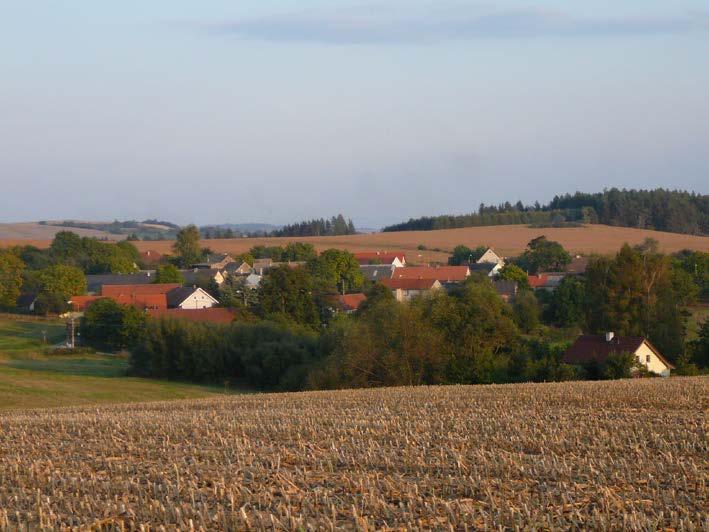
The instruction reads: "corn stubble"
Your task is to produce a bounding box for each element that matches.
[0,377,706,530]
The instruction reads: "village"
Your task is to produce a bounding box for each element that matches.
[9,241,676,379]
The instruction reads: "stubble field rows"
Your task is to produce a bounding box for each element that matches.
[0,377,706,530]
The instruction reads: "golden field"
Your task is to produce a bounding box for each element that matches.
[0,377,706,529]
[2,224,707,262]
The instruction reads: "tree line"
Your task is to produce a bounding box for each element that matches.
[383,189,707,235]
[269,214,356,237]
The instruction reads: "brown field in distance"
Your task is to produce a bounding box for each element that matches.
[1,224,706,262]
[0,222,120,242]
[0,377,706,529]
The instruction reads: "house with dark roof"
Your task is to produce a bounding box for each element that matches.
[191,254,235,270]
[493,281,518,302]
[165,286,219,309]
[181,268,225,286]
[359,264,395,282]
[563,333,674,377]
[15,293,38,313]
[86,272,156,294]
[223,261,252,276]
[382,278,443,302]
[469,262,502,277]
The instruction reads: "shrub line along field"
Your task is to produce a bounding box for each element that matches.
[1,224,707,264]
[0,377,706,529]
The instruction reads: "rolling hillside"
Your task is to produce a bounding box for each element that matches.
[132,224,709,261]
[1,224,707,261]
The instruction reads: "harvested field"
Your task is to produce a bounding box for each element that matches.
[0,222,118,243]
[0,377,706,529]
[2,224,706,262]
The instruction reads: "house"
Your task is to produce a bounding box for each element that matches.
[223,261,252,276]
[528,273,565,291]
[86,272,156,294]
[493,281,518,302]
[477,248,505,266]
[69,293,167,311]
[338,293,367,313]
[567,255,590,275]
[244,273,262,289]
[181,268,226,286]
[139,250,163,266]
[101,283,181,297]
[353,252,406,267]
[391,266,469,284]
[16,293,38,313]
[359,264,395,282]
[563,333,674,377]
[382,278,442,302]
[147,307,237,324]
[191,253,235,270]
[165,286,219,309]
[252,258,273,275]
[468,262,502,277]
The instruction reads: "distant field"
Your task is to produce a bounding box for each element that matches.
[0,318,220,410]
[0,222,120,243]
[0,377,705,529]
[2,224,706,261]
[130,224,709,261]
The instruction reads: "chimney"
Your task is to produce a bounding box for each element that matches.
[605,332,615,342]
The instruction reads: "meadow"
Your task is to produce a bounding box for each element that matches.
[0,318,220,410]
[0,377,706,529]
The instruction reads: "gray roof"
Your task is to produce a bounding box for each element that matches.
[86,272,155,294]
[359,264,395,282]
[224,261,251,274]
[166,286,200,308]
[468,263,496,274]
[493,281,517,298]
[181,269,221,285]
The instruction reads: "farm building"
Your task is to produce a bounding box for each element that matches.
[181,268,225,286]
[191,253,235,270]
[563,333,674,377]
[85,272,156,294]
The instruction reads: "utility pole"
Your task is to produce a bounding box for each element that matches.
[66,317,75,348]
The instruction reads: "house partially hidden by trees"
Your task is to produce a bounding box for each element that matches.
[391,266,470,285]
[563,333,674,377]
[476,248,505,266]
[382,278,442,302]
[191,253,235,270]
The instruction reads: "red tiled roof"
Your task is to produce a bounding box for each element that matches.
[69,293,167,311]
[527,274,549,288]
[563,334,674,369]
[382,278,439,290]
[139,250,163,264]
[114,293,167,310]
[392,266,468,282]
[101,283,181,297]
[147,308,237,324]
[69,295,103,311]
[339,293,367,311]
[354,252,406,265]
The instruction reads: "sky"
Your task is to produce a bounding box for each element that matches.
[1,1,708,229]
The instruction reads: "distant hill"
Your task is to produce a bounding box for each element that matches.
[383,188,708,236]
[0,222,122,241]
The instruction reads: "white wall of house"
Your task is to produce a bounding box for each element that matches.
[634,342,672,377]
[391,257,405,268]
[477,249,504,266]
[177,288,218,309]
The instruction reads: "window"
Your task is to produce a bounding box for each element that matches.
[646,355,651,363]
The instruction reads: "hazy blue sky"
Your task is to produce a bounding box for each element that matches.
[1,1,708,228]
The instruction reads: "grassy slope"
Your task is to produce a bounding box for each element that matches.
[0,318,220,410]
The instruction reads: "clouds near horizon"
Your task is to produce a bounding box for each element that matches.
[212,4,709,45]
